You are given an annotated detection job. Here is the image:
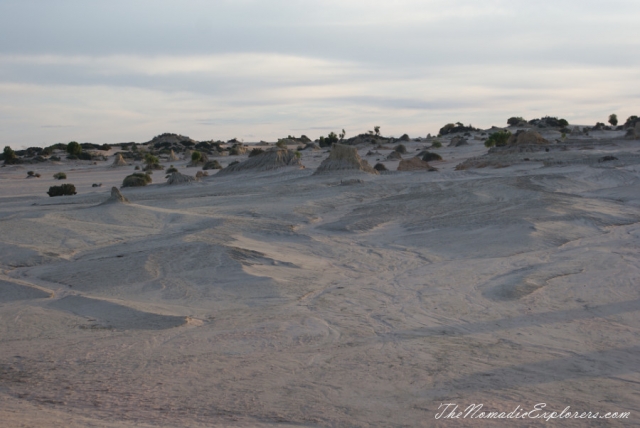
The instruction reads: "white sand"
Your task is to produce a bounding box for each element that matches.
[1,131,639,427]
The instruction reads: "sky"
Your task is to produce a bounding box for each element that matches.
[1,0,639,148]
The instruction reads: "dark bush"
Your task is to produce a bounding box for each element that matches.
[122,173,152,188]
[203,160,222,170]
[3,146,18,165]
[624,115,639,128]
[399,134,410,142]
[507,117,525,126]
[608,114,618,127]
[439,122,478,136]
[374,163,388,171]
[431,141,442,148]
[47,184,76,197]
[528,116,568,128]
[421,152,443,162]
[166,165,178,174]
[394,144,407,154]
[318,132,339,148]
[191,151,202,162]
[53,172,67,180]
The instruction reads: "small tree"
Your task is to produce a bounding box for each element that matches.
[339,129,346,142]
[66,141,82,157]
[3,146,17,164]
[191,151,202,163]
[609,114,618,127]
[374,126,380,136]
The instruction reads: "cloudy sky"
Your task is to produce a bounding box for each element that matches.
[1,0,639,148]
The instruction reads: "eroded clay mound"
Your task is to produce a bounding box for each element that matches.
[166,172,199,185]
[314,144,378,175]
[217,148,303,176]
[397,157,438,172]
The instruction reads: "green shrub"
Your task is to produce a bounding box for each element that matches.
[275,140,287,149]
[122,172,152,187]
[66,141,82,156]
[294,151,301,159]
[191,151,202,163]
[374,163,387,172]
[53,172,67,180]
[608,114,618,127]
[394,144,407,154]
[558,118,569,127]
[484,131,512,148]
[422,152,443,162]
[47,184,76,197]
[431,141,442,148]
[166,165,178,174]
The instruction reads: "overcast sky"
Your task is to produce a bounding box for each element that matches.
[1,0,639,148]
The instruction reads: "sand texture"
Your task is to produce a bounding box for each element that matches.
[0,128,639,427]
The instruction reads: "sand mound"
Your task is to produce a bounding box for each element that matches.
[216,148,303,176]
[101,187,129,204]
[111,153,127,167]
[168,149,179,161]
[49,295,187,330]
[314,144,378,175]
[0,279,53,302]
[397,157,438,171]
[507,130,549,145]
[166,172,199,185]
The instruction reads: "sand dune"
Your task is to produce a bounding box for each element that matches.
[48,295,187,330]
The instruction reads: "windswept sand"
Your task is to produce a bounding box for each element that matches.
[1,130,639,427]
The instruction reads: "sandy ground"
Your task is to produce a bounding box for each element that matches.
[1,130,639,427]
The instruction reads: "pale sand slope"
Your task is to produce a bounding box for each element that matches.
[0,131,639,427]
